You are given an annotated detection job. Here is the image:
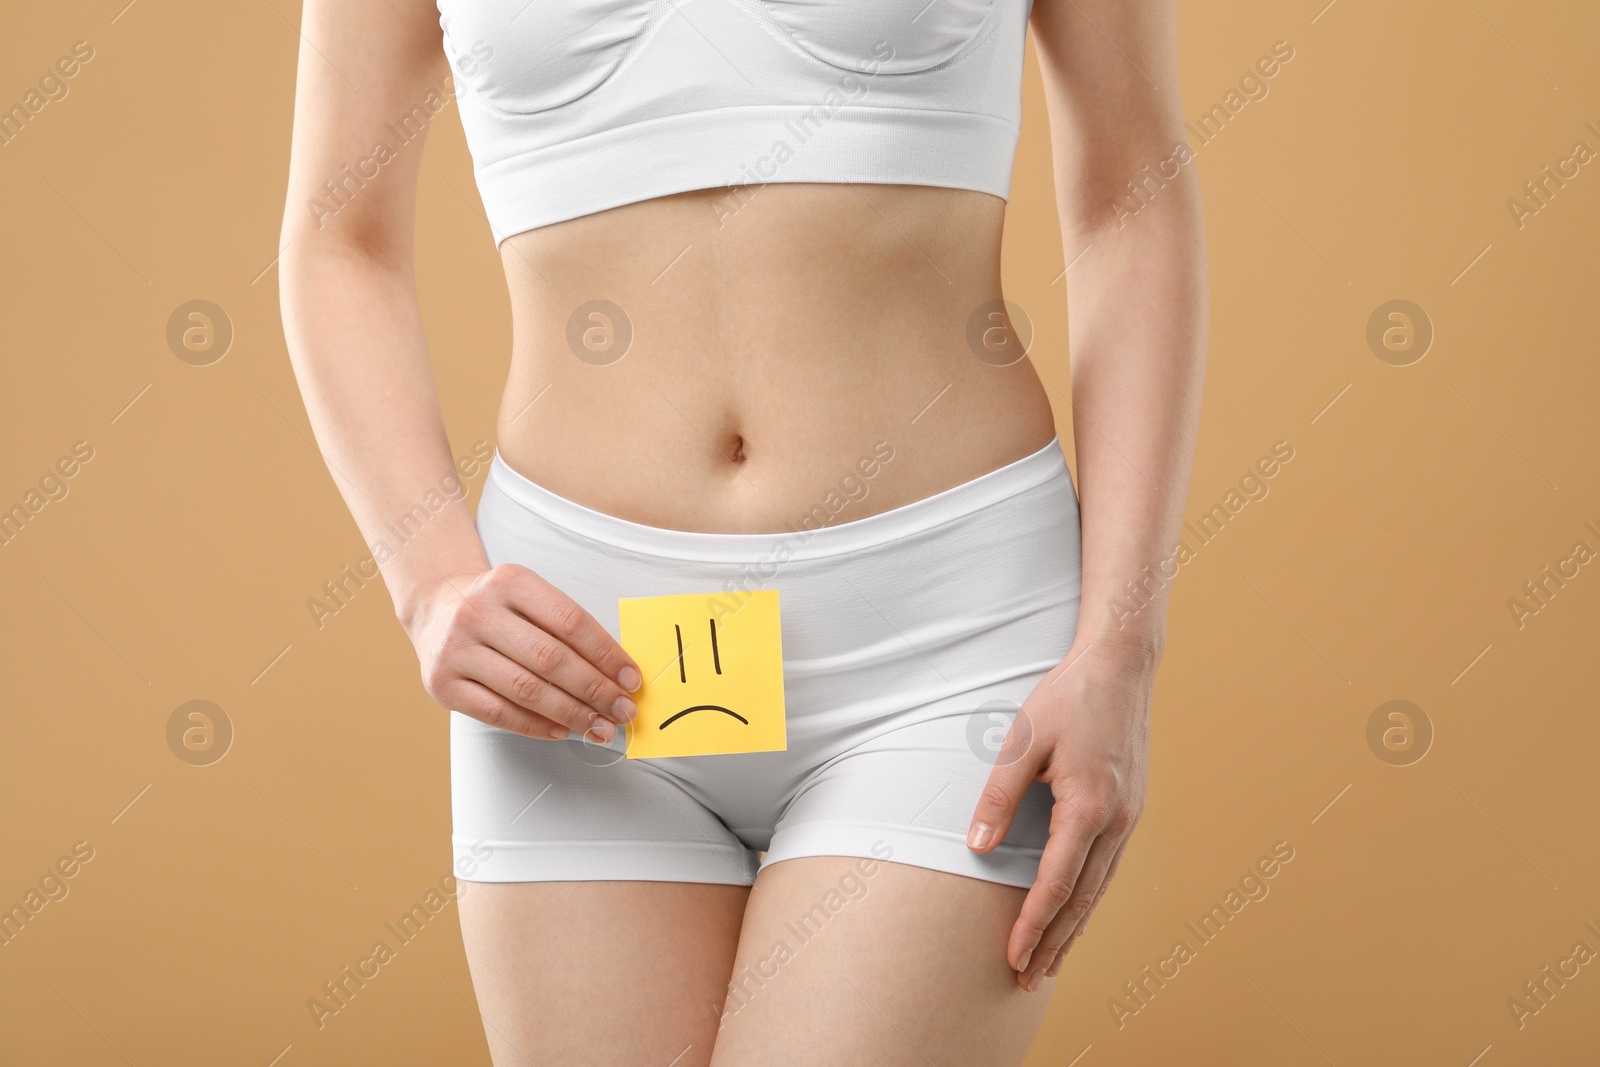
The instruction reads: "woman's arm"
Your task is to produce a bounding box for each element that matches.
[279,0,641,740]
[968,0,1207,989]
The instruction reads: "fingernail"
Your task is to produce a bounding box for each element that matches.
[550,725,570,740]
[967,822,994,850]
[618,665,642,692]
[589,717,615,742]
[611,695,637,723]
[1027,967,1047,991]
[1017,948,1034,974]
[1046,953,1066,978]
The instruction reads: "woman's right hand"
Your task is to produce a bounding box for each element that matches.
[401,564,644,743]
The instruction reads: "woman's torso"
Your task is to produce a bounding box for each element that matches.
[493,181,1056,534]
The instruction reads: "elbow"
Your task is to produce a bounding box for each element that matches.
[277,226,411,325]
[279,190,414,279]
[1061,160,1204,249]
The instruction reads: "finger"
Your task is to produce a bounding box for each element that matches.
[1076,845,1127,939]
[1009,789,1104,972]
[1042,835,1134,982]
[462,645,618,741]
[1020,833,1119,991]
[502,566,643,692]
[450,677,571,740]
[966,710,1044,855]
[469,606,639,726]
[1044,937,1074,980]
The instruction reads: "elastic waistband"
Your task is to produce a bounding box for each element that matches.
[484,436,1072,564]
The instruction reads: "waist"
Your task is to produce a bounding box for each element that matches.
[495,391,1058,533]
[483,432,1074,563]
[491,184,1055,531]
[475,439,1081,719]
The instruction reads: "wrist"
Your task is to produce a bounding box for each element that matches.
[394,570,483,638]
[1070,620,1166,674]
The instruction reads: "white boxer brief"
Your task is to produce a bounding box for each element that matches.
[451,436,1081,888]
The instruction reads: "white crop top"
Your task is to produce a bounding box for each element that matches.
[436,0,1034,245]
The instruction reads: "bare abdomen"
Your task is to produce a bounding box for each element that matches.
[492,182,1056,534]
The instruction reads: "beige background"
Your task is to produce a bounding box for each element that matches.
[3,1,1598,1063]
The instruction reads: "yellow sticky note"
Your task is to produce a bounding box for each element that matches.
[619,590,787,759]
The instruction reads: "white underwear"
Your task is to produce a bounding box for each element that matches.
[451,437,1081,887]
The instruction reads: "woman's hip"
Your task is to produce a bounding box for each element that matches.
[473,434,1082,735]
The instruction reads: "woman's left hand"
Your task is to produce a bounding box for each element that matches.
[967,632,1158,991]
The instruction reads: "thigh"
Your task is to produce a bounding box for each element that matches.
[708,857,1056,1067]
[458,878,749,1067]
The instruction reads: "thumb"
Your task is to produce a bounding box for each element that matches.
[967,708,1042,853]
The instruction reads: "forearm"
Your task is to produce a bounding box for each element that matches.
[279,241,490,629]
[1062,181,1208,660]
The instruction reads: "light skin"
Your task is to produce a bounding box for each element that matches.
[280,0,1204,1061]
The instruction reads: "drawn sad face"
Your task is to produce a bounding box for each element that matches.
[617,591,788,759]
[661,618,746,729]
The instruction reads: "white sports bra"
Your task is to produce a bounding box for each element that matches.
[436,0,1034,245]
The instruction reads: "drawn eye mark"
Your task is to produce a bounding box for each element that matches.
[673,620,723,682]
